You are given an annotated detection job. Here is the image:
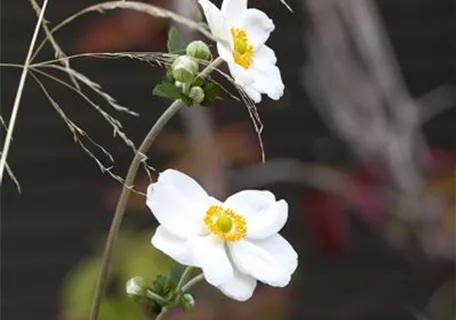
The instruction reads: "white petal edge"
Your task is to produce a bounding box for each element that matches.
[246,200,288,239]
[223,190,276,219]
[151,226,196,266]
[158,169,209,204]
[199,0,231,47]
[188,235,233,286]
[249,60,284,101]
[147,178,207,237]
[217,267,257,301]
[221,0,247,24]
[229,239,290,287]
[250,234,298,274]
[237,9,275,48]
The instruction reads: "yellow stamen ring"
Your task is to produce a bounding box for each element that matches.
[204,205,247,242]
[231,27,254,69]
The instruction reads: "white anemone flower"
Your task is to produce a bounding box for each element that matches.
[198,0,284,103]
[147,169,298,301]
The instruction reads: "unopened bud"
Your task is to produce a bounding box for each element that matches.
[126,276,148,299]
[172,56,198,83]
[183,293,195,307]
[186,41,211,61]
[188,86,205,105]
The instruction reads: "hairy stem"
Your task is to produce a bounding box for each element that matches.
[176,266,194,291]
[89,57,223,320]
[146,290,167,304]
[0,0,49,184]
[182,273,204,292]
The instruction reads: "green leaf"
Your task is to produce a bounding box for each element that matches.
[167,27,187,54]
[153,82,182,101]
[191,77,204,87]
[179,93,193,106]
[201,82,221,107]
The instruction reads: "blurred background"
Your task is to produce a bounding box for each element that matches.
[1,0,455,319]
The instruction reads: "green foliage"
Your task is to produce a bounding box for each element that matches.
[167,27,187,54]
[153,81,183,101]
[201,82,221,107]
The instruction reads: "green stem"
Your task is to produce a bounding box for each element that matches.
[89,100,183,320]
[176,266,194,291]
[155,306,170,320]
[146,290,167,304]
[181,274,204,292]
[89,57,223,320]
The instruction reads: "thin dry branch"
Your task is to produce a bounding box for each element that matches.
[32,1,217,60]
[29,0,80,89]
[29,71,127,183]
[0,0,49,185]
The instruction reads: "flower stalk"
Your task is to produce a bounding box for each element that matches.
[90,57,223,320]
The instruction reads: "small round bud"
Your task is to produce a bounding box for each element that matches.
[188,86,205,105]
[186,41,211,61]
[126,276,148,299]
[172,56,198,83]
[183,293,195,307]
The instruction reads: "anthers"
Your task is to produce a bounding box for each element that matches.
[204,205,247,241]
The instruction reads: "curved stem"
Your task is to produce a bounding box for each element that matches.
[155,306,170,320]
[146,290,167,304]
[176,266,194,291]
[0,0,49,184]
[89,57,223,320]
[181,274,204,292]
[89,100,183,320]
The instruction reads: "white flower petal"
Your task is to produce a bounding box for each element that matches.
[229,239,290,287]
[237,9,274,48]
[217,267,257,301]
[151,226,196,266]
[221,0,247,23]
[249,60,284,100]
[224,190,276,216]
[251,234,298,274]
[146,170,209,237]
[188,235,233,286]
[255,44,277,65]
[217,41,234,64]
[243,85,262,103]
[199,0,231,47]
[159,169,208,203]
[246,200,288,239]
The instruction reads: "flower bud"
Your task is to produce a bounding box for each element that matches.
[188,86,205,105]
[126,276,148,299]
[172,56,198,83]
[186,41,211,61]
[183,293,195,307]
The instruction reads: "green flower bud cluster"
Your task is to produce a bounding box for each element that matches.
[170,41,212,105]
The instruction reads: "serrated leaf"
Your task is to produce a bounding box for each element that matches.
[166,67,174,81]
[153,82,182,101]
[167,27,187,54]
[179,93,193,106]
[191,77,204,87]
[201,82,221,107]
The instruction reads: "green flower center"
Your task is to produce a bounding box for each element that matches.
[216,215,233,233]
